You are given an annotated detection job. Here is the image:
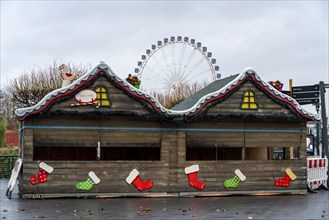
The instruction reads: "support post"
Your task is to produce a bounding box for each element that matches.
[319,81,328,159]
[289,79,294,159]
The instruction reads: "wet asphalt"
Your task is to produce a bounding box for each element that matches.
[0,180,328,220]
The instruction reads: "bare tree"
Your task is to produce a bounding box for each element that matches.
[0,88,4,115]
[2,61,91,124]
[0,89,16,125]
[151,81,209,109]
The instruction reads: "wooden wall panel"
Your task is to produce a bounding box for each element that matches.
[101,130,161,145]
[186,132,244,147]
[207,81,295,117]
[245,133,302,148]
[19,160,170,194]
[34,129,98,147]
[47,77,153,115]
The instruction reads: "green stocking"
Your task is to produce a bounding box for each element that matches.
[224,176,240,188]
[224,169,246,188]
[76,178,94,190]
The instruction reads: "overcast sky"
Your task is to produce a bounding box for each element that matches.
[1,0,328,114]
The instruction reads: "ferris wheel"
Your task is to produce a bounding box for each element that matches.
[134,36,220,96]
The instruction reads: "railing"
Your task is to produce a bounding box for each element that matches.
[0,155,19,179]
[307,156,328,190]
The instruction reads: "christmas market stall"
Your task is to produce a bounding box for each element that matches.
[14,63,319,198]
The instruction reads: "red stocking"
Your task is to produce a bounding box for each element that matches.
[30,162,54,185]
[274,168,297,187]
[275,174,291,187]
[185,164,205,190]
[126,169,153,191]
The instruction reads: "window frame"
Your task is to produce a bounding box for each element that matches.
[240,90,258,110]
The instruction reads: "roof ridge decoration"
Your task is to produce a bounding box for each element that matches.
[15,64,319,122]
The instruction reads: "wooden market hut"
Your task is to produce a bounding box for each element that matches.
[15,63,319,198]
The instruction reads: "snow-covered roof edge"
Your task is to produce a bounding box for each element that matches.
[15,62,178,120]
[180,67,320,121]
[15,64,320,122]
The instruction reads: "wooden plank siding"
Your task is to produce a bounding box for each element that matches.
[19,158,307,194]
[18,116,308,196]
[206,81,295,116]
[49,77,152,115]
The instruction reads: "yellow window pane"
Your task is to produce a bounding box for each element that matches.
[241,103,249,109]
[101,93,107,99]
[96,93,100,99]
[96,87,101,92]
[249,97,255,103]
[243,97,249,103]
[101,87,106,92]
[101,100,110,106]
[250,104,257,109]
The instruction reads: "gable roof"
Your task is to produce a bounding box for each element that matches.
[174,67,320,121]
[171,74,239,111]
[14,62,176,121]
[15,63,320,122]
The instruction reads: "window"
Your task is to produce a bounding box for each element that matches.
[33,128,98,161]
[245,147,269,160]
[186,147,242,160]
[241,90,257,110]
[32,118,161,161]
[102,145,160,161]
[270,147,299,160]
[95,86,111,107]
[185,128,244,160]
[34,147,97,161]
[100,129,161,161]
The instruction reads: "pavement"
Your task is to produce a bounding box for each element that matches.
[0,180,328,220]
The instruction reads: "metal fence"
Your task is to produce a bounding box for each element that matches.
[0,155,19,179]
[307,156,328,190]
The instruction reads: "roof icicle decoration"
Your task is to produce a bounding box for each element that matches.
[15,63,320,122]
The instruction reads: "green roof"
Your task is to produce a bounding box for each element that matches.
[171,74,239,111]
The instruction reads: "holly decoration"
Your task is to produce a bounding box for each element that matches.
[268,80,283,92]
[126,74,141,89]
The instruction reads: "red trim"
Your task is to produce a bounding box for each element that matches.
[110,77,161,113]
[187,77,246,117]
[16,70,317,122]
[16,68,162,121]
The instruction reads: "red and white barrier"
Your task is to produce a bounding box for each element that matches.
[307,156,328,190]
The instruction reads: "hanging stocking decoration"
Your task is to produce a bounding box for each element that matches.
[184,164,205,190]
[76,171,101,190]
[126,169,153,191]
[224,169,246,188]
[274,168,297,187]
[30,162,54,185]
